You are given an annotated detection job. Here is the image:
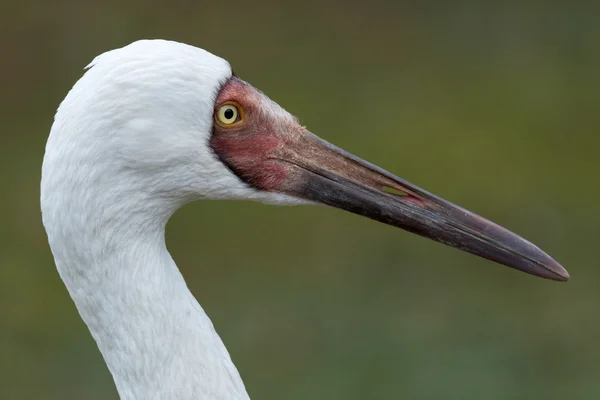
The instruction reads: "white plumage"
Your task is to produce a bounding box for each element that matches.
[42,40,286,400]
[41,39,567,400]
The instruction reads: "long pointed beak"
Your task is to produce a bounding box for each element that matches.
[276,131,569,281]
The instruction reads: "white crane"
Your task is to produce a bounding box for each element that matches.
[41,40,568,400]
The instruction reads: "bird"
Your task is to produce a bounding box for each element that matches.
[41,39,569,400]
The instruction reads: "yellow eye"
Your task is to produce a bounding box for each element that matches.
[216,103,241,126]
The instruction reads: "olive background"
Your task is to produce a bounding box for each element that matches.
[1,1,599,399]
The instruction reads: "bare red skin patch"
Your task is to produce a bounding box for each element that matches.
[209,77,427,209]
[209,78,300,191]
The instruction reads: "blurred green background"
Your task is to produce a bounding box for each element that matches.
[1,1,599,399]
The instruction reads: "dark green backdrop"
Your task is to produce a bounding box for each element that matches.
[1,1,598,399]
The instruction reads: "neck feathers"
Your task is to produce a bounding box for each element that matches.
[42,172,249,400]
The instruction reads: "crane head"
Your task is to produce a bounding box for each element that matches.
[45,40,569,282]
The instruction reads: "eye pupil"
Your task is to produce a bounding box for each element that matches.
[224,108,234,120]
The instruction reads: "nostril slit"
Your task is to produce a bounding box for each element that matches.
[382,186,408,197]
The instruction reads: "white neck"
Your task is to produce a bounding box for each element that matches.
[42,186,250,400]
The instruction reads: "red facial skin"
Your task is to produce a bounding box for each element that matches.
[210,77,423,202]
[210,77,300,191]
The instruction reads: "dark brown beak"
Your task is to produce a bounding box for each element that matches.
[276,131,569,281]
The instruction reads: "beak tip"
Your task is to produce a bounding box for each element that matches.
[554,266,570,282]
[540,259,569,282]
